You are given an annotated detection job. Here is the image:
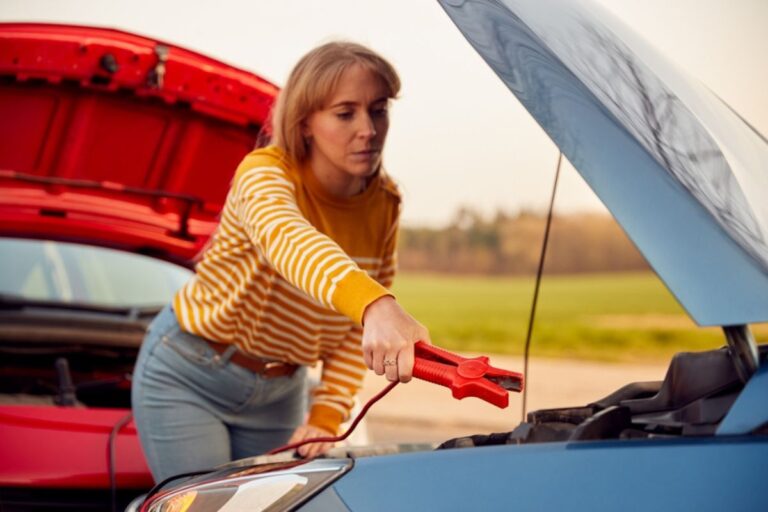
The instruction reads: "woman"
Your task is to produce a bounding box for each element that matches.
[132,41,429,482]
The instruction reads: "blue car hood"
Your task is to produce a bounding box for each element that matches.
[439,0,768,326]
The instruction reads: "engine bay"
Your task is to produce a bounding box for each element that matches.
[0,305,147,409]
[438,345,768,449]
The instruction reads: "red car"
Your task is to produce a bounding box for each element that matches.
[0,23,277,511]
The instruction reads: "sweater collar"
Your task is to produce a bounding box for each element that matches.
[300,160,382,208]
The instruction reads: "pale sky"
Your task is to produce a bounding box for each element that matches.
[3,0,766,227]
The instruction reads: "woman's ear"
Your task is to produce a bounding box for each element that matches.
[300,117,312,139]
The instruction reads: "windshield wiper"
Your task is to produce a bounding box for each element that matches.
[0,293,162,318]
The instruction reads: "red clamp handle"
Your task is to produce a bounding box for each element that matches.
[412,342,524,409]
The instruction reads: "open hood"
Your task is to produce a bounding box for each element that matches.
[0,23,278,267]
[439,0,768,326]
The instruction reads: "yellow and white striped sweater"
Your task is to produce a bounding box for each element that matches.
[173,146,400,434]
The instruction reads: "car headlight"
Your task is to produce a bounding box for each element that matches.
[143,459,351,512]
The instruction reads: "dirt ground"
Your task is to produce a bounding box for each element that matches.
[353,355,668,445]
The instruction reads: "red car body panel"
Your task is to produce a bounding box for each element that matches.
[0,406,151,489]
[0,23,278,500]
[0,22,278,265]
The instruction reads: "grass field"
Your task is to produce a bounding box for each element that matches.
[391,271,767,363]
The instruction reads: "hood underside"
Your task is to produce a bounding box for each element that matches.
[0,23,279,266]
[439,0,768,326]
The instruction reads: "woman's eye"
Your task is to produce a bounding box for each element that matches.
[335,112,353,120]
[372,108,388,118]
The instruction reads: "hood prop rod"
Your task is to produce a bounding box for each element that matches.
[521,152,562,421]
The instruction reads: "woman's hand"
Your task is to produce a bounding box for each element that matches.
[287,424,335,458]
[361,296,431,383]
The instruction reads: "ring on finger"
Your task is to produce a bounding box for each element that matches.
[383,359,397,367]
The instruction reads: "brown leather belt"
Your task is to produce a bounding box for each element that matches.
[204,339,299,379]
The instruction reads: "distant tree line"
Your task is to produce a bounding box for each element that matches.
[398,208,649,275]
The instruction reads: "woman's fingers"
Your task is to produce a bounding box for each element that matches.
[300,440,333,458]
[361,296,430,383]
[397,345,414,383]
[371,346,387,375]
[292,424,335,458]
[367,338,424,382]
[383,351,399,382]
[363,347,373,370]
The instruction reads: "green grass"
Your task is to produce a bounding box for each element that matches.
[391,272,767,363]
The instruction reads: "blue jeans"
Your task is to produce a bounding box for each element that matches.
[131,305,307,483]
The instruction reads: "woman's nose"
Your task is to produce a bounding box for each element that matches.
[356,113,376,138]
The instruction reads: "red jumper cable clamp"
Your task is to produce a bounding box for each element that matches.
[412,341,524,408]
[269,342,524,456]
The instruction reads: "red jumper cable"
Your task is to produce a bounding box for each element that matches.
[268,342,524,456]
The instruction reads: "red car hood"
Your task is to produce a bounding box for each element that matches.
[0,23,278,267]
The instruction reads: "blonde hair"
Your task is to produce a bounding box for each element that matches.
[269,41,401,164]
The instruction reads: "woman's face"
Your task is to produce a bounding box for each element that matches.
[303,64,390,197]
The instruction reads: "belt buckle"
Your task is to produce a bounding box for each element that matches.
[262,360,296,378]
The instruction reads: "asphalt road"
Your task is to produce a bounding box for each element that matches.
[355,355,668,445]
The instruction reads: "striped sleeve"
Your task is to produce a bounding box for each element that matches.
[232,165,390,324]
[308,214,400,434]
[308,326,367,434]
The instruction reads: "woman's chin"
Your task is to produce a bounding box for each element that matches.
[348,160,381,178]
